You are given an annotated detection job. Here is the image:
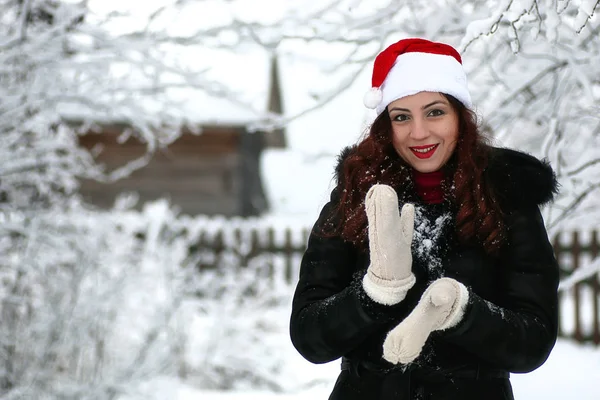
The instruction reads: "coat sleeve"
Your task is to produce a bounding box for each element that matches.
[442,205,559,373]
[289,188,406,364]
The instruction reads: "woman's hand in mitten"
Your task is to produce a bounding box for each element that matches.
[362,184,416,305]
[382,277,469,365]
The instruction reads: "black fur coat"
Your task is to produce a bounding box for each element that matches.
[289,146,560,400]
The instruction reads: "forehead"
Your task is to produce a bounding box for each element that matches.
[389,91,448,108]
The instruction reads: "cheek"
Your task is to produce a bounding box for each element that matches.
[391,127,408,148]
[445,132,458,150]
[391,133,407,158]
[442,124,459,148]
[445,141,458,159]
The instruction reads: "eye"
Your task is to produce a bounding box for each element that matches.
[428,109,445,117]
[392,114,410,122]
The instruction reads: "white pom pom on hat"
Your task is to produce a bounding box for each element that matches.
[364,38,472,115]
[363,87,383,109]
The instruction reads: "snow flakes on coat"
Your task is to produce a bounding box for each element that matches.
[412,206,452,279]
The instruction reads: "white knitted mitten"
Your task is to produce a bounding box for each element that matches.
[362,184,416,305]
[382,277,469,365]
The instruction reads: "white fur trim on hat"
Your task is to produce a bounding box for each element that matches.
[375,52,472,115]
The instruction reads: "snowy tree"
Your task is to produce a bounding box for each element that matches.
[0,0,279,200]
[0,1,311,397]
[0,1,268,397]
[211,0,600,234]
[201,0,600,281]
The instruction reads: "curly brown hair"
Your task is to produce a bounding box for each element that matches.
[325,94,505,255]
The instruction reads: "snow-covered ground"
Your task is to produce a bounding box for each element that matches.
[123,338,599,400]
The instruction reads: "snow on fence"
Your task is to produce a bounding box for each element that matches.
[185,220,600,345]
[48,202,600,349]
[554,230,600,345]
[186,221,311,286]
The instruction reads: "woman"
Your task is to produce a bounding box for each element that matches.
[289,38,559,400]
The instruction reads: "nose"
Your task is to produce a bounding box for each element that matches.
[410,117,429,140]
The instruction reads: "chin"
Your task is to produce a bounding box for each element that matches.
[398,151,444,172]
[411,162,442,173]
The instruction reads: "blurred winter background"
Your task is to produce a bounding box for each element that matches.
[1,0,600,399]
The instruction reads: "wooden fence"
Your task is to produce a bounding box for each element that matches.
[193,225,600,345]
[554,231,600,344]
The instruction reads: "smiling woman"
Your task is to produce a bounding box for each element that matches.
[388,92,459,173]
[289,38,560,400]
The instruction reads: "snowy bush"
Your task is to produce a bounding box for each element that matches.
[0,202,187,399]
[167,213,315,392]
[0,196,315,399]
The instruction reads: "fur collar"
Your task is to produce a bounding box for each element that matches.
[334,145,356,183]
[486,146,559,209]
[333,145,558,209]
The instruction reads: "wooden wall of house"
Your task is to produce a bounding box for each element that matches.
[78,126,246,216]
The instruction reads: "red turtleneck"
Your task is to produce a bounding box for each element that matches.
[412,169,444,204]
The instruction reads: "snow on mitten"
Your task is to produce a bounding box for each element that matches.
[362,184,416,305]
[382,277,469,364]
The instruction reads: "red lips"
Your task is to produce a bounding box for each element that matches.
[409,144,439,159]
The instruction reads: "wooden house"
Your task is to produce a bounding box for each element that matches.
[73,57,286,217]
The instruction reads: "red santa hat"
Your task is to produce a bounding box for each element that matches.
[364,38,472,115]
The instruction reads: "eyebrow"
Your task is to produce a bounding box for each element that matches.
[388,100,447,113]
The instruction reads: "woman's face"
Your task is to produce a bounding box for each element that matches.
[388,91,459,173]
